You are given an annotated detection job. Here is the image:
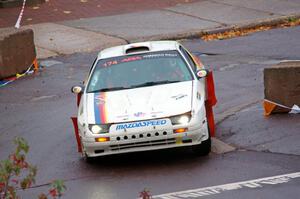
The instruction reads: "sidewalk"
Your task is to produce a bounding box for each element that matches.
[2,0,300,59]
[0,0,200,28]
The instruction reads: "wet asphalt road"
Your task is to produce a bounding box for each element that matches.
[0,26,300,198]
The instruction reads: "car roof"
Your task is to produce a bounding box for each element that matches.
[97,41,181,59]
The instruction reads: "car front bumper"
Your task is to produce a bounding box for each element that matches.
[81,119,209,157]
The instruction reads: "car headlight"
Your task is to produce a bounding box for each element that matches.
[170,112,191,125]
[88,124,110,134]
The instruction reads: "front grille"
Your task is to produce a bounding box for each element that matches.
[110,138,176,151]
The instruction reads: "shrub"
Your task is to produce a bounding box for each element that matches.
[0,137,66,199]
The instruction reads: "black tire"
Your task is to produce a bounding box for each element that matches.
[192,122,211,156]
[192,137,211,156]
[80,138,96,163]
[82,152,96,164]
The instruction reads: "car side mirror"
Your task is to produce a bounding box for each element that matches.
[196,69,209,79]
[71,85,84,94]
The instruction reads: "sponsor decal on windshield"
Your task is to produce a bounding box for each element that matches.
[103,56,142,67]
[143,53,177,58]
[121,56,142,63]
[101,51,179,68]
[116,119,167,130]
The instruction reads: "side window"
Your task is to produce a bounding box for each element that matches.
[179,46,197,72]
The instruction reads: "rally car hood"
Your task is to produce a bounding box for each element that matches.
[85,81,193,124]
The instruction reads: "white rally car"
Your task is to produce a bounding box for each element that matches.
[71,41,216,161]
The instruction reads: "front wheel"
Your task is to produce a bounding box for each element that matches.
[80,138,96,163]
[82,152,96,163]
[192,123,211,156]
[192,137,211,156]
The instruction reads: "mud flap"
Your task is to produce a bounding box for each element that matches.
[205,71,217,137]
[71,117,82,153]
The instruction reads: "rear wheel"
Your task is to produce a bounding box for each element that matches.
[192,123,211,156]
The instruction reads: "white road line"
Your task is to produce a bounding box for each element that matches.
[152,172,300,199]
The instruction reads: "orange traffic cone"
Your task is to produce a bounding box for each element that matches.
[263,99,294,116]
[263,100,277,116]
[33,58,39,72]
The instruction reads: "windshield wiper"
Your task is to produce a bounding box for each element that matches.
[131,80,180,88]
[89,86,129,93]
[89,80,180,92]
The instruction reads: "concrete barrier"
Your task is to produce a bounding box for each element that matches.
[264,61,300,113]
[0,28,36,79]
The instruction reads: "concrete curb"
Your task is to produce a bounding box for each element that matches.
[45,14,300,58]
[211,137,236,154]
[31,13,300,59]
[132,14,300,42]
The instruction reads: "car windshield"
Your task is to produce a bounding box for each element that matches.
[87,50,193,93]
